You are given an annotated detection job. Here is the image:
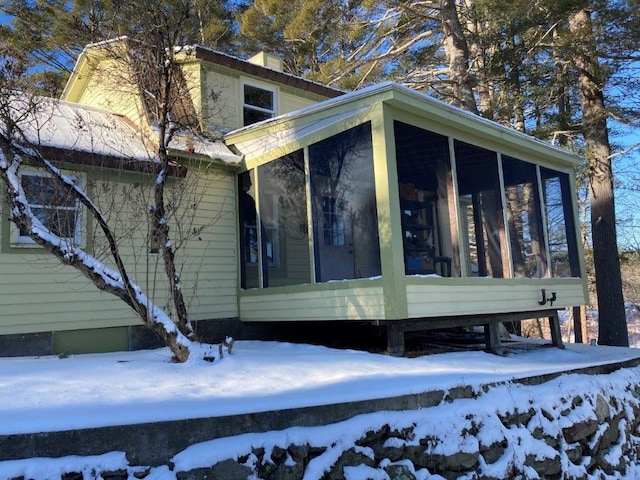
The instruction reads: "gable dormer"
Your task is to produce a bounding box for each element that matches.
[62,39,150,132]
[61,39,343,136]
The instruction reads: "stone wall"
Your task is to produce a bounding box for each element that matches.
[167,378,640,480]
[5,362,640,480]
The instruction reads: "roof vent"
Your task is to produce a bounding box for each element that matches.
[248,52,283,72]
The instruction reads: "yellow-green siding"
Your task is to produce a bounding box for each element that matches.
[0,165,238,335]
[201,66,331,132]
[238,278,585,324]
[239,283,386,322]
[405,279,586,318]
[69,58,148,132]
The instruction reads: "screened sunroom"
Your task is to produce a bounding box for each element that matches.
[225,83,586,353]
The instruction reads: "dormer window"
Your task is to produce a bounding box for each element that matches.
[243,83,275,126]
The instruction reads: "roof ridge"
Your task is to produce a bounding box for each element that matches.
[193,46,345,99]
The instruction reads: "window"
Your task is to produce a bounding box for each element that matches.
[242,221,278,267]
[238,171,260,289]
[16,172,82,246]
[243,84,275,126]
[322,196,345,246]
[394,121,456,277]
[309,123,381,282]
[502,156,546,278]
[540,168,580,277]
[239,151,312,289]
[454,141,505,278]
[259,151,311,287]
[240,187,277,268]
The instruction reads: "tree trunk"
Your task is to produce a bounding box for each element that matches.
[461,0,493,119]
[147,50,196,342]
[439,0,479,113]
[153,158,195,340]
[569,9,628,346]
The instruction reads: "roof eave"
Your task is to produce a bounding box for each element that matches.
[194,46,345,100]
[384,85,583,167]
[224,83,395,143]
[226,82,582,168]
[167,148,243,169]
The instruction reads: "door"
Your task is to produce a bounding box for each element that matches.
[316,195,355,281]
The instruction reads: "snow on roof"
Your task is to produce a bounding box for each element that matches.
[9,95,154,160]
[168,131,243,165]
[8,94,242,165]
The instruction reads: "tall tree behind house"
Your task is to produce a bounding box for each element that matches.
[567,7,628,346]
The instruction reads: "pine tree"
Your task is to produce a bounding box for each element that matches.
[567,6,629,346]
[0,0,238,94]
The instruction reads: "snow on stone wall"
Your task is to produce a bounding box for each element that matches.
[4,363,640,480]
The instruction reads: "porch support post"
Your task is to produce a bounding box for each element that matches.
[573,305,587,343]
[387,323,405,357]
[548,310,565,348]
[371,103,408,321]
[484,320,504,355]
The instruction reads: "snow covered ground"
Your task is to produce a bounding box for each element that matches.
[2,339,640,437]
[2,336,640,478]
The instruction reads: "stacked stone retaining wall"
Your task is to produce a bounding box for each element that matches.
[4,360,640,480]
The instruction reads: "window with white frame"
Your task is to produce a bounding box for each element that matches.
[15,172,83,246]
[321,195,346,246]
[243,83,276,126]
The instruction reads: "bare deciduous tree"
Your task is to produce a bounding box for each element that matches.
[0,89,194,361]
[0,1,235,361]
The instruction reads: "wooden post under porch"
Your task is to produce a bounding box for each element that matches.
[384,309,564,356]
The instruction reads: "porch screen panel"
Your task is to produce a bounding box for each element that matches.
[502,156,547,278]
[258,150,312,287]
[394,121,457,277]
[454,140,505,277]
[309,122,381,282]
[541,167,580,277]
[239,170,261,289]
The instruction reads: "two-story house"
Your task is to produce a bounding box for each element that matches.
[0,39,587,356]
